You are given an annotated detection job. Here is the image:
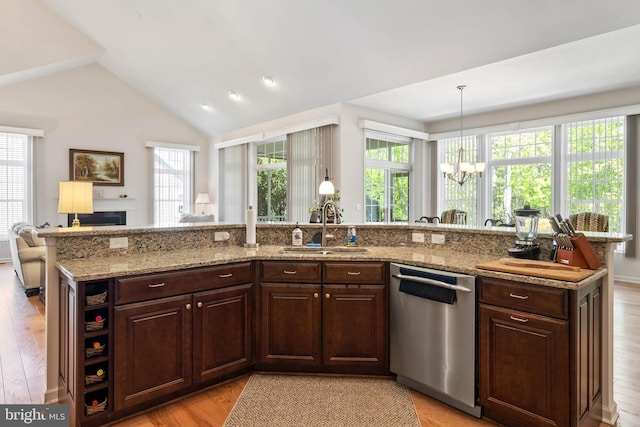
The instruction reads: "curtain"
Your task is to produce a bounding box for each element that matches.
[287,125,333,222]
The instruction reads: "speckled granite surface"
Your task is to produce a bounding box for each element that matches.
[56,245,608,291]
[38,223,628,290]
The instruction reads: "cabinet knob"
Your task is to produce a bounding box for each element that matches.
[186,303,192,310]
[325,293,330,299]
[314,293,319,298]
[197,301,203,308]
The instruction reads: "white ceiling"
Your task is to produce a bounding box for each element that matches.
[35,0,640,138]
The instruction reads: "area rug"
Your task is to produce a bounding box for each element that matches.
[222,374,421,427]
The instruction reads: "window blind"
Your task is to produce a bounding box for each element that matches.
[0,132,34,240]
[152,147,193,224]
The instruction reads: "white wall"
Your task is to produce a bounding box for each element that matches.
[0,63,209,260]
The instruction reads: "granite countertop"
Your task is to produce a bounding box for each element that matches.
[56,245,606,290]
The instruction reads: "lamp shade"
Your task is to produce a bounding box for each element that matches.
[58,181,94,214]
[195,193,210,204]
[318,168,335,196]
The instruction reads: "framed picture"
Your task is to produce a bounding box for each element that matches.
[69,149,124,186]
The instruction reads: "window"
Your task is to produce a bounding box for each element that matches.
[439,135,481,223]
[365,133,411,223]
[0,131,35,240]
[488,127,553,223]
[152,146,193,224]
[256,139,287,222]
[437,115,626,235]
[565,116,624,231]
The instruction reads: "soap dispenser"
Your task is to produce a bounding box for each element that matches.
[292,222,303,246]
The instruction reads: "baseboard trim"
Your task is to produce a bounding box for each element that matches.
[44,386,61,404]
[614,275,640,285]
[601,401,619,426]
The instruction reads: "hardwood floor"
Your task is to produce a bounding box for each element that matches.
[1,262,638,426]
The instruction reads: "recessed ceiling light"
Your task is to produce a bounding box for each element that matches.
[201,103,213,111]
[228,90,241,101]
[262,75,275,86]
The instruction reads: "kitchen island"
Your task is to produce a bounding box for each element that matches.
[37,223,630,426]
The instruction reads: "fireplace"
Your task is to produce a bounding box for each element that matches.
[68,211,127,227]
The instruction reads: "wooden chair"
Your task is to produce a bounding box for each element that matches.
[441,209,466,224]
[568,212,609,232]
[415,216,440,224]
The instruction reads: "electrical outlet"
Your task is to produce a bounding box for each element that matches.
[109,237,128,249]
[431,234,445,244]
[411,232,425,243]
[214,231,230,241]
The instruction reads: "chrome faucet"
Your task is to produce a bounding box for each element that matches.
[321,199,338,247]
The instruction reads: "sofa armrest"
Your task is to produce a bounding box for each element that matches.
[18,246,46,263]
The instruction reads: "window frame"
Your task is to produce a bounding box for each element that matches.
[150,146,194,224]
[364,131,412,224]
[255,138,287,222]
[0,129,38,240]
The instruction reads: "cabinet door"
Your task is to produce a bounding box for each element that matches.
[193,283,252,383]
[114,295,192,410]
[479,304,569,427]
[322,284,387,371]
[258,283,322,368]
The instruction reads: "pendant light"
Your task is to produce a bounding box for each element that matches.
[440,85,485,185]
[318,168,335,195]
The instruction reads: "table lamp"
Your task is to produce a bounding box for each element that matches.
[195,192,210,214]
[58,181,94,227]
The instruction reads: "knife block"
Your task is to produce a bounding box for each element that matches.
[556,234,601,269]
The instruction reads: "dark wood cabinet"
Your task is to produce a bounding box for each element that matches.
[193,284,253,383]
[322,284,386,369]
[256,261,388,374]
[258,283,322,367]
[114,294,193,410]
[58,274,113,427]
[60,263,253,426]
[479,304,569,427]
[479,277,602,427]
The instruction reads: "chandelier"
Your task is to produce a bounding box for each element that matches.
[440,85,485,185]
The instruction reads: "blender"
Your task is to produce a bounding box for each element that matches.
[507,203,541,259]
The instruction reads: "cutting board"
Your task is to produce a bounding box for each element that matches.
[475,258,596,282]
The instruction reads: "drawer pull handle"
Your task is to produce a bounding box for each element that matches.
[509,293,529,300]
[283,270,297,275]
[148,283,166,288]
[218,273,233,278]
[510,315,529,323]
[347,271,361,276]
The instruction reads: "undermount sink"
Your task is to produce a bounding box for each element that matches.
[280,246,368,254]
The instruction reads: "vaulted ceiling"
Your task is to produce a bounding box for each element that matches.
[7,0,640,138]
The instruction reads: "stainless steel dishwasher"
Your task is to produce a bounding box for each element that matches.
[390,263,481,418]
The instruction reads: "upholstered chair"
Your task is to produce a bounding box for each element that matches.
[441,209,467,224]
[568,212,609,232]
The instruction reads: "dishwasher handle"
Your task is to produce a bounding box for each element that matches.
[393,273,472,293]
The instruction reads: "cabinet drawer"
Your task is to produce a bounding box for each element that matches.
[115,262,252,304]
[479,277,568,319]
[323,262,385,284]
[260,261,321,283]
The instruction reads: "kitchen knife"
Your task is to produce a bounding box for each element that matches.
[549,217,562,233]
[565,220,577,236]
